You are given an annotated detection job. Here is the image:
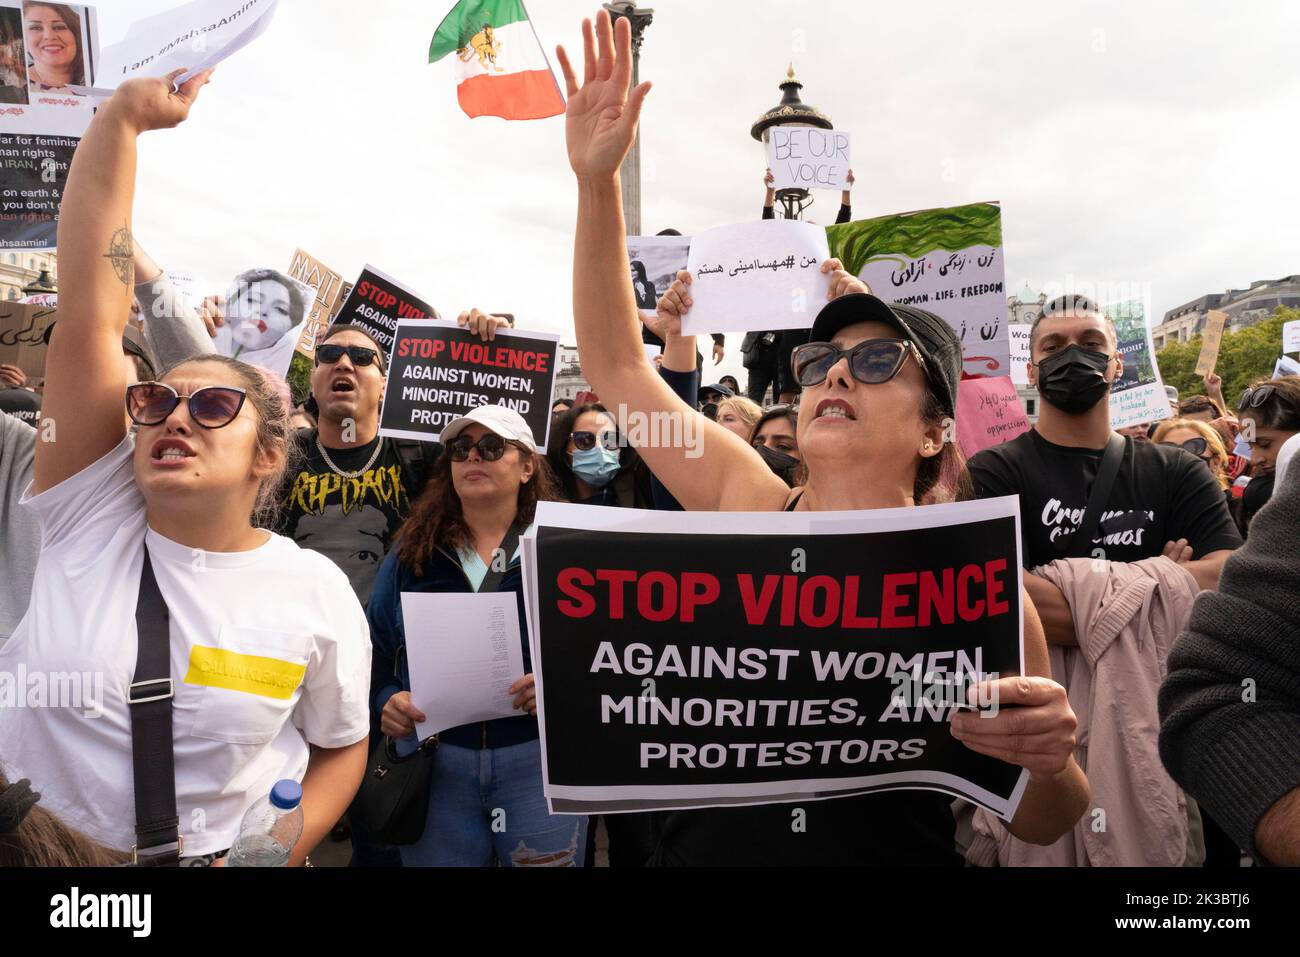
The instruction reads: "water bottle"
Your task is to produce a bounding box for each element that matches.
[225,779,304,867]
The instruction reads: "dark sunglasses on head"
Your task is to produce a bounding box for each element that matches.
[570,430,620,452]
[1160,437,1209,457]
[126,383,247,429]
[315,344,382,369]
[791,338,926,389]
[1239,385,1282,410]
[447,434,509,462]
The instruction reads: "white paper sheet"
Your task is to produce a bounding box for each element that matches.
[401,591,527,739]
[684,220,831,336]
[767,128,852,191]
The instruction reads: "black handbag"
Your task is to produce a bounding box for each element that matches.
[351,524,522,846]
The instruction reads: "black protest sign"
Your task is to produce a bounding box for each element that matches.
[528,499,1029,818]
[331,265,436,354]
[0,134,76,250]
[379,319,560,447]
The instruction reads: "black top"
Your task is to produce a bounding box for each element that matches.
[0,388,41,428]
[273,430,437,605]
[969,430,1243,569]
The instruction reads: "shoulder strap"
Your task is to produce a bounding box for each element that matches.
[1061,433,1127,559]
[395,439,441,494]
[480,524,523,594]
[128,546,182,866]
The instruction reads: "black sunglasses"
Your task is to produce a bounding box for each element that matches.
[1239,385,1284,410]
[126,383,247,429]
[791,338,925,389]
[448,434,509,462]
[570,430,620,452]
[315,344,382,369]
[1160,437,1209,457]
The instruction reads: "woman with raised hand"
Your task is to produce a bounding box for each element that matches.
[0,70,371,866]
[553,10,1089,864]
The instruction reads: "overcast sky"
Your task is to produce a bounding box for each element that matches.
[97,0,1300,386]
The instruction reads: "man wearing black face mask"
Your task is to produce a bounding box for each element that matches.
[968,296,1242,647]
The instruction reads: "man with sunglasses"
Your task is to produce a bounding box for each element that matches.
[968,296,1241,645]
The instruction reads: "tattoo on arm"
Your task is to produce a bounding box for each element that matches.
[105,226,134,286]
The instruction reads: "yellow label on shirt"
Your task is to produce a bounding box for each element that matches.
[184,647,307,700]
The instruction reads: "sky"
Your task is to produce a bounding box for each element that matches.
[85,0,1300,388]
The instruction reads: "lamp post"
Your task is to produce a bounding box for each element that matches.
[750,65,833,221]
[603,2,653,235]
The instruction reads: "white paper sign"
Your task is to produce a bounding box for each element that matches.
[685,220,831,336]
[401,591,528,739]
[1009,323,1032,385]
[91,0,279,94]
[1274,355,1300,379]
[1283,319,1300,354]
[767,127,851,191]
[1109,303,1171,431]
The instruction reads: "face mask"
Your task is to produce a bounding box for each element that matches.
[755,443,800,485]
[571,446,621,488]
[1036,345,1113,415]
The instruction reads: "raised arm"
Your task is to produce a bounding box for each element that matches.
[34,69,212,494]
[556,12,788,511]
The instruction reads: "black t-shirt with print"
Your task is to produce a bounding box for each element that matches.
[968,430,1243,569]
[272,431,437,605]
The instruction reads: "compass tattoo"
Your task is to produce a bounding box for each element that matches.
[105,227,134,286]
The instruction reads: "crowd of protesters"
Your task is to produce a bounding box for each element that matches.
[2,10,1299,869]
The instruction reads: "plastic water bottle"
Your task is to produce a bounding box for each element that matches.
[226,779,304,867]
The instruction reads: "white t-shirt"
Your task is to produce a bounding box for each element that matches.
[0,436,371,856]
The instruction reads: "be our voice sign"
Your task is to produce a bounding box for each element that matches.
[768,127,852,191]
[379,319,560,447]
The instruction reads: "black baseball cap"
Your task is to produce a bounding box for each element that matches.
[698,383,734,402]
[808,293,962,415]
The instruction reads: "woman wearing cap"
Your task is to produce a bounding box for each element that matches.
[550,11,1088,864]
[367,406,589,866]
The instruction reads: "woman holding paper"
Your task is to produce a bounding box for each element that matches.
[1,70,373,867]
[367,406,590,867]
[553,10,1088,865]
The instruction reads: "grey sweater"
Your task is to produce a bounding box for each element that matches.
[1158,465,1300,862]
[0,271,213,643]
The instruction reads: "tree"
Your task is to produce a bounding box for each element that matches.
[1157,306,1297,411]
[287,351,312,407]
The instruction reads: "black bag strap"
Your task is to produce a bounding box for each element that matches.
[1061,432,1127,559]
[480,523,523,594]
[128,546,182,866]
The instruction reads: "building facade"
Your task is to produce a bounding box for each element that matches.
[552,344,592,402]
[1,250,58,301]
[1154,274,1300,351]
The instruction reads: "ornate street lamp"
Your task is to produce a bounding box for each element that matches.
[603,2,653,235]
[751,65,833,220]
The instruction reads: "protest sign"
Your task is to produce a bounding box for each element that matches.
[401,592,526,740]
[1275,355,1300,379]
[828,203,1010,379]
[627,235,690,311]
[1108,300,1170,430]
[0,299,55,376]
[1283,319,1300,354]
[1008,323,1031,385]
[0,1,98,135]
[0,132,75,249]
[287,248,345,360]
[767,127,851,191]
[91,0,278,93]
[523,498,1030,819]
[379,318,559,447]
[1195,310,1228,377]
[956,376,1030,458]
[208,267,314,379]
[332,265,436,355]
[685,220,830,336]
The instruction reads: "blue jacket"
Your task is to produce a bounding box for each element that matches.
[367,543,537,750]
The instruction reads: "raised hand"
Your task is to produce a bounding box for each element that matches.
[555,11,652,182]
[821,258,871,301]
[654,269,693,339]
[103,68,214,135]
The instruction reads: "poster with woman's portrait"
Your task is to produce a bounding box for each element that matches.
[211,268,315,380]
[626,236,691,311]
[0,4,29,104]
[21,1,92,96]
[0,0,97,134]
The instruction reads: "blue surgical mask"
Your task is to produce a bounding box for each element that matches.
[571,447,621,488]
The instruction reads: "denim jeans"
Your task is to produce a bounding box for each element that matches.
[398,739,588,867]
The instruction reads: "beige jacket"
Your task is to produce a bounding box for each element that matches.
[967,556,1201,866]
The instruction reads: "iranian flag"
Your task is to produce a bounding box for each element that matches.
[430,0,565,120]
